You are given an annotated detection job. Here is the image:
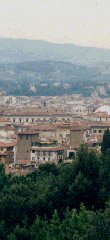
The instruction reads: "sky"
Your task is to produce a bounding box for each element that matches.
[0,0,110,48]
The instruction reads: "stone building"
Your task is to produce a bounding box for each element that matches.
[16,130,39,161]
[70,126,84,148]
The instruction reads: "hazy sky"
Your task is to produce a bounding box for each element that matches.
[0,0,110,48]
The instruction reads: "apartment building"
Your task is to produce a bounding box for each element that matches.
[2,111,72,124]
[31,138,64,164]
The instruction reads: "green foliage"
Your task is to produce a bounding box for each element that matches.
[30,204,110,240]
[0,60,103,97]
[38,162,59,176]
[0,163,7,190]
[101,129,110,154]
[1,149,110,239]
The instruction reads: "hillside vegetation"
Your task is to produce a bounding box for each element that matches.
[0,60,108,97]
[1,145,110,239]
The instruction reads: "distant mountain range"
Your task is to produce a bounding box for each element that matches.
[0,39,110,97]
[0,38,110,65]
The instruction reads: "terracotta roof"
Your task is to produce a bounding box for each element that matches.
[71,124,89,131]
[0,141,17,148]
[16,160,31,165]
[71,121,110,129]
[0,152,7,156]
[4,125,15,130]
[2,111,70,117]
[89,122,110,127]
[17,120,110,135]
[0,118,11,122]
[18,130,39,135]
[30,124,56,131]
[87,112,109,118]
[56,121,89,130]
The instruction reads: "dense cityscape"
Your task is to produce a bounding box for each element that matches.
[1,0,110,239]
[0,93,110,174]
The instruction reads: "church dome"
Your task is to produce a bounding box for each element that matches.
[95,105,110,115]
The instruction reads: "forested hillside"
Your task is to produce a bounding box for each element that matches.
[0,60,108,97]
[1,146,110,239]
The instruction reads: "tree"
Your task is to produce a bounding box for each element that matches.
[68,146,101,209]
[30,216,48,240]
[49,210,62,240]
[0,163,7,190]
[101,129,110,154]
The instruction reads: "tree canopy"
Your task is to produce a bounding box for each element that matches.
[0,147,110,239]
[101,128,110,154]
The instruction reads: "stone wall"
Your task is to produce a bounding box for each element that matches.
[16,134,39,161]
[70,129,84,147]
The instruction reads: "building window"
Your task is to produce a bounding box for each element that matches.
[93,130,97,133]
[32,142,36,146]
[13,118,15,123]
[48,151,52,156]
[57,150,63,155]
[19,118,22,122]
[98,130,102,133]
[26,118,28,122]
[38,152,40,156]
[43,152,46,156]
[20,135,23,139]
[32,150,35,153]
[43,157,45,161]
[32,157,35,161]
[32,118,34,122]
[26,135,28,139]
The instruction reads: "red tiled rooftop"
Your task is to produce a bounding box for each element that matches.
[0,117,11,122]
[16,160,31,165]
[89,122,110,127]
[2,111,70,117]
[0,141,17,148]
[0,152,7,156]
[87,112,109,118]
[30,124,56,131]
[18,130,39,135]
[4,125,15,130]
